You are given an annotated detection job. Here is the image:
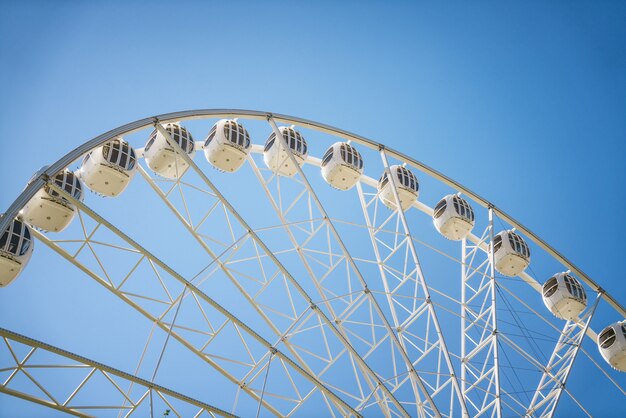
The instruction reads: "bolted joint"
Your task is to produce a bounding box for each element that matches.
[363,287,371,294]
[310,303,318,311]
[378,144,385,151]
[269,346,278,355]
[266,113,273,121]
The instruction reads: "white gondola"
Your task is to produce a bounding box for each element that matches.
[493,230,530,276]
[378,165,419,211]
[77,138,137,196]
[144,123,195,179]
[20,169,84,232]
[433,194,475,240]
[597,321,626,372]
[203,119,252,172]
[320,142,364,190]
[0,218,34,286]
[263,126,308,177]
[542,272,587,320]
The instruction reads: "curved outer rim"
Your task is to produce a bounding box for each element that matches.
[1,108,623,320]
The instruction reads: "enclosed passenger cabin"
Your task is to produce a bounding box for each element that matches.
[597,321,626,372]
[20,169,84,232]
[78,138,137,196]
[320,142,364,190]
[378,165,419,211]
[144,123,196,179]
[263,126,308,177]
[204,119,252,172]
[0,218,34,286]
[493,230,530,276]
[432,194,475,240]
[542,272,587,320]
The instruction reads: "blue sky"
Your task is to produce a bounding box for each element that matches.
[1,1,625,416]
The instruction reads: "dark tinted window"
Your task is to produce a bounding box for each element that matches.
[379,173,389,189]
[205,125,217,146]
[508,232,530,259]
[264,135,275,152]
[102,139,136,170]
[451,196,475,222]
[166,124,194,154]
[543,276,558,298]
[493,234,503,253]
[1,219,31,256]
[396,167,418,192]
[599,327,616,349]
[339,143,363,170]
[47,170,82,201]
[223,120,251,148]
[433,198,447,219]
[321,147,334,167]
[145,134,156,151]
[563,274,586,302]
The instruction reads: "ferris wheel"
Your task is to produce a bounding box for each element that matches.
[1,109,624,417]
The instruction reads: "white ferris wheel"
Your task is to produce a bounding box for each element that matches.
[1,109,624,417]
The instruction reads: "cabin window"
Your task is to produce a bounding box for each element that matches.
[145,134,156,152]
[223,121,250,148]
[543,277,559,298]
[396,167,418,192]
[564,274,586,302]
[493,234,503,253]
[1,220,31,257]
[20,227,31,256]
[321,147,334,167]
[508,232,530,259]
[102,140,136,170]
[284,128,307,155]
[452,196,475,221]
[433,199,447,219]
[621,323,626,339]
[48,171,82,201]
[339,144,363,170]
[599,327,617,349]
[266,128,307,156]
[264,135,275,152]
[168,125,194,154]
[379,173,389,189]
[205,125,217,146]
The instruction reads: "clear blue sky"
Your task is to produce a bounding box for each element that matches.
[1,1,625,416]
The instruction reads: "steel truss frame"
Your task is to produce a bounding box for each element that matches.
[460,210,501,418]
[0,327,236,418]
[151,122,408,418]
[0,109,624,417]
[525,295,600,417]
[34,182,359,418]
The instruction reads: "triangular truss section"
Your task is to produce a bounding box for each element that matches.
[353,153,468,417]
[242,125,463,418]
[0,328,235,417]
[32,181,360,418]
[525,296,599,418]
[461,223,501,417]
[134,135,408,417]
